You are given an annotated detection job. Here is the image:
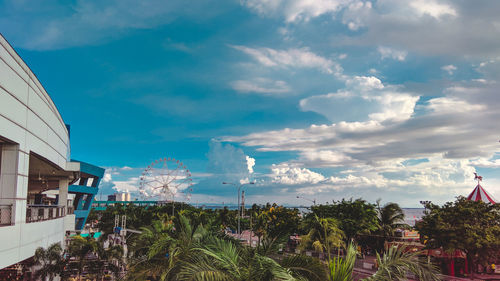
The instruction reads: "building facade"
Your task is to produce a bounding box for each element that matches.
[0,34,102,269]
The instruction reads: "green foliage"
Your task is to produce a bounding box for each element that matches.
[253,204,301,241]
[280,254,328,281]
[376,199,408,238]
[311,199,379,243]
[299,215,344,259]
[416,196,500,270]
[179,237,296,281]
[328,243,356,281]
[362,246,441,281]
[33,243,65,281]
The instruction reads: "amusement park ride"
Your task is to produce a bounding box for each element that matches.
[139,157,194,215]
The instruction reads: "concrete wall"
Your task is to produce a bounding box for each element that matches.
[0,34,70,268]
[0,218,66,269]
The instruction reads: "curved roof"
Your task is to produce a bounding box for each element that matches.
[466,184,496,204]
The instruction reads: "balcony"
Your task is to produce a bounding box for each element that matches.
[0,204,12,226]
[26,205,66,223]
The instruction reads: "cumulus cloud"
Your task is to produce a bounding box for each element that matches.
[271,163,326,185]
[246,156,256,174]
[300,76,419,123]
[102,171,112,183]
[191,141,256,196]
[225,79,500,201]
[231,78,291,95]
[113,178,140,193]
[207,141,255,176]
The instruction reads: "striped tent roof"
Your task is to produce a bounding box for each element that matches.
[466,184,496,204]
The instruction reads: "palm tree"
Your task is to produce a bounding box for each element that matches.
[177,236,296,281]
[299,215,344,260]
[87,243,124,280]
[325,243,442,281]
[363,245,441,281]
[328,243,357,281]
[67,235,99,281]
[33,243,65,281]
[376,200,408,239]
[126,214,211,280]
[280,254,328,281]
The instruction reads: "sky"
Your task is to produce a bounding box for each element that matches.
[2,0,500,207]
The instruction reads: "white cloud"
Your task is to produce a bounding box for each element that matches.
[342,1,373,30]
[409,0,457,19]
[346,75,384,90]
[112,177,140,193]
[246,156,256,174]
[231,45,343,76]
[427,96,485,114]
[241,0,353,23]
[225,79,500,202]
[103,172,112,182]
[231,78,291,94]
[271,163,326,185]
[300,76,419,123]
[441,64,457,75]
[377,46,408,61]
[339,1,500,58]
[207,141,255,178]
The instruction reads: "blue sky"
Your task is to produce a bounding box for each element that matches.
[2,0,500,207]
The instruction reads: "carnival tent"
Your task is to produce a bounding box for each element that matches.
[467,174,496,204]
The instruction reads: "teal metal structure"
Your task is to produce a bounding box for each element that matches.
[69,161,104,230]
[91,200,160,211]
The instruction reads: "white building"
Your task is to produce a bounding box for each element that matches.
[115,192,131,202]
[0,34,103,271]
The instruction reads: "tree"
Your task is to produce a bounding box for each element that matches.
[67,236,99,281]
[327,243,441,281]
[299,215,344,260]
[126,214,212,280]
[376,200,408,239]
[87,243,124,280]
[178,236,297,281]
[328,243,357,281]
[363,245,441,281]
[33,243,65,281]
[311,199,379,243]
[416,197,500,274]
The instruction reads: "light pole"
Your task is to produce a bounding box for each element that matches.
[296,195,316,206]
[223,181,255,238]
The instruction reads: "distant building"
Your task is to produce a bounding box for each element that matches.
[0,34,104,270]
[107,194,117,201]
[115,192,131,201]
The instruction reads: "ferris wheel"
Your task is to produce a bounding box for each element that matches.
[139,157,193,201]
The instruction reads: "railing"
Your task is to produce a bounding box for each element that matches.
[67,206,74,214]
[26,205,66,223]
[0,204,13,226]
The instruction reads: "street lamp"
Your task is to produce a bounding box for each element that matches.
[223,181,255,237]
[297,195,316,206]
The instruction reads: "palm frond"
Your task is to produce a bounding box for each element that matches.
[280,254,328,281]
[328,243,356,281]
[363,246,441,281]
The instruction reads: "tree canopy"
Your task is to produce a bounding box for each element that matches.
[416,197,500,271]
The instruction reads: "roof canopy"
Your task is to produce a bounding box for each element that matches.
[466,184,496,204]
